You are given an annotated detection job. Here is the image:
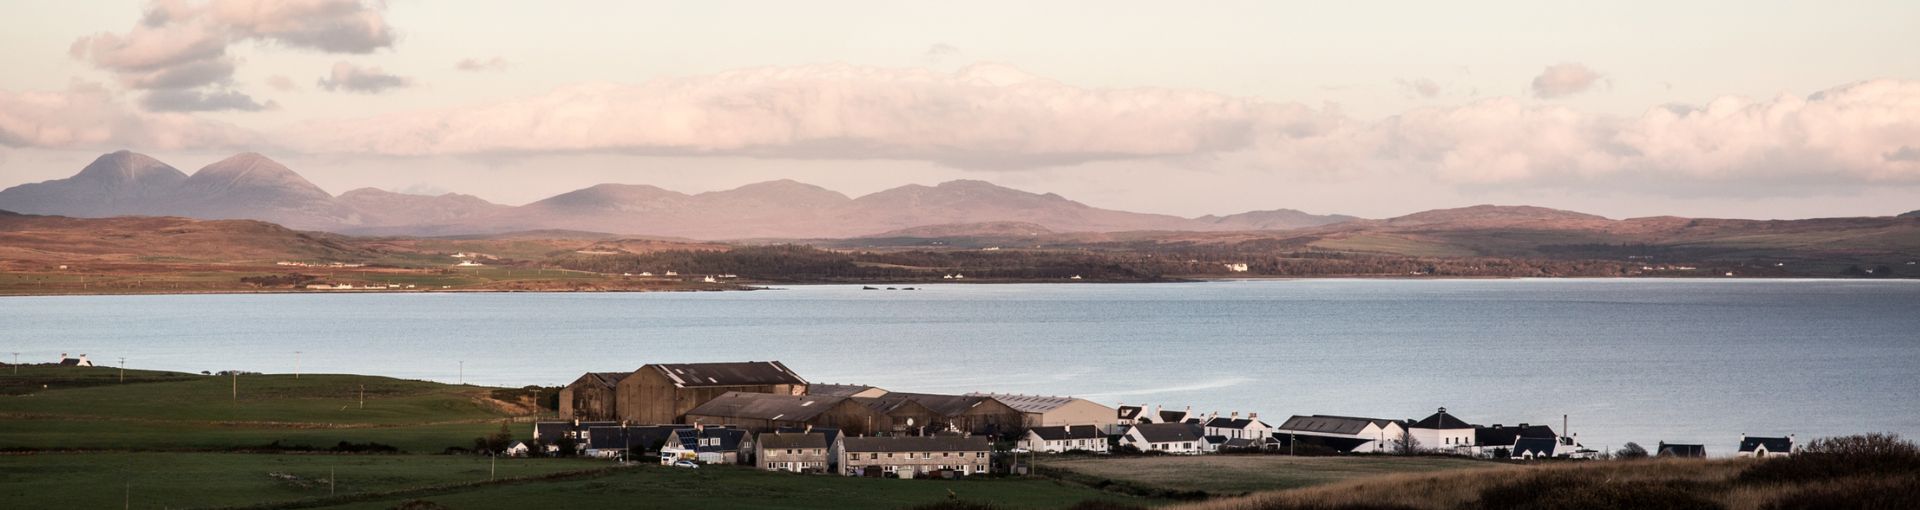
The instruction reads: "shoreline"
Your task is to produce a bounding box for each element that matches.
[4,274,1913,298]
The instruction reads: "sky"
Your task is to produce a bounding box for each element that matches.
[2,0,1918,219]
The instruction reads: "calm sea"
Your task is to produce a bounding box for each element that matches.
[5,279,1917,454]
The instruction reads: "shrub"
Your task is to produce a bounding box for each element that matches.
[1738,433,1920,485]
[1476,473,1723,510]
[1761,474,1920,510]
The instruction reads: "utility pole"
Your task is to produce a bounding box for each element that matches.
[295,351,302,379]
[329,465,336,496]
[118,357,126,383]
[458,361,464,385]
[359,384,365,409]
[232,371,238,402]
[10,352,17,375]
[490,454,496,481]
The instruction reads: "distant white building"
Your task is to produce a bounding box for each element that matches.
[1202,412,1272,440]
[455,260,483,267]
[1736,435,1795,458]
[1406,408,1476,453]
[1273,415,1406,453]
[1224,263,1249,272]
[1019,425,1108,453]
[1120,423,1206,454]
[58,354,93,367]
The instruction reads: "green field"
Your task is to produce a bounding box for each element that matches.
[316,465,1152,510]
[0,453,606,509]
[1041,455,1506,495]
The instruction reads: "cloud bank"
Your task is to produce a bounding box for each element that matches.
[0,83,253,150]
[68,0,395,111]
[5,62,1917,194]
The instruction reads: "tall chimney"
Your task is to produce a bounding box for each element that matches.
[1231,411,1239,419]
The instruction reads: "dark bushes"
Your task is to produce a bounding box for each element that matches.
[1475,473,1723,510]
[1738,433,1920,484]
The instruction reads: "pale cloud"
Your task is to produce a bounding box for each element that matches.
[1531,62,1604,98]
[1397,78,1440,98]
[924,43,961,63]
[68,0,395,111]
[142,88,274,112]
[0,83,253,149]
[281,64,1920,192]
[454,56,508,72]
[317,61,410,93]
[265,74,298,91]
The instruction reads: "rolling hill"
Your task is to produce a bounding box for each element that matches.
[0,151,1356,239]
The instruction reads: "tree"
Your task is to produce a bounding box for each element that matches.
[1393,427,1421,455]
[1615,442,1649,459]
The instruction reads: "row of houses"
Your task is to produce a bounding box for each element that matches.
[545,361,1793,477]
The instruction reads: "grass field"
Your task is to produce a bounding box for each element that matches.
[0,453,606,509]
[1041,455,1504,495]
[315,464,1156,510]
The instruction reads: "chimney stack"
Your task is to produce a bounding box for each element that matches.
[1250,412,1258,420]
[1231,411,1239,419]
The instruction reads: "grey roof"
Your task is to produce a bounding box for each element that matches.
[1204,435,1228,445]
[585,425,689,451]
[1657,442,1707,458]
[1157,410,1188,423]
[1132,422,1205,443]
[1410,410,1473,430]
[968,393,1106,414]
[1205,417,1266,430]
[533,422,571,441]
[668,427,751,453]
[1030,425,1105,441]
[1269,432,1374,453]
[842,435,990,453]
[1223,438,1260,449]
[684,391,849,422]
[776,426,841,450]
[810,383,884,397]
[759,432,828,450]
[1277,415,1387,435]
[646,361,807,388]
[1474,424,1557,446]
[1513,437,1557,457]
[1739,436,1793,453]
[1117,406,1143,420]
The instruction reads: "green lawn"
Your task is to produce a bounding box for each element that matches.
[1041,455,1508,495]
[0,453,606,510]
[315,464,1161,510]
[0,366,520,453]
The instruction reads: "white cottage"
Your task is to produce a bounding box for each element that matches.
[1120,423,1207,454]
[1736,434,1794,458]
[1407,408,1476,454]
[1019,425,1108,453]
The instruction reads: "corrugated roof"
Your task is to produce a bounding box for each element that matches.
[864,392,995,417]
[842,435,990,453]
[967,393,1106,414]
[811,384,885,397]
[685,391,848,422]
[1277,415,1381,435]
[585,372,630,387]
[647,361,807,388]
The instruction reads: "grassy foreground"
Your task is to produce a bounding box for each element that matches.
[1040,455,1501,495]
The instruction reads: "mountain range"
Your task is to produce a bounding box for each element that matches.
[0,151,1356,239]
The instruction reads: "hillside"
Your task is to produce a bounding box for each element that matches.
[0,212,373,264]
[0,151,1355,239]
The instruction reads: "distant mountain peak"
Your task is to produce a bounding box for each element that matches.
[72,150,186,184]
[1387,205,1609,226]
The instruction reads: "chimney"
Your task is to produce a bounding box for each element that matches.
[804,424,813,434]
[1249,412,1258,420]
[1231,411,1239,419]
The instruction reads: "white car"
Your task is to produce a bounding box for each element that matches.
[671,460,699,469]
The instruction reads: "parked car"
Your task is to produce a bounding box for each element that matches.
[671,460,699,469]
